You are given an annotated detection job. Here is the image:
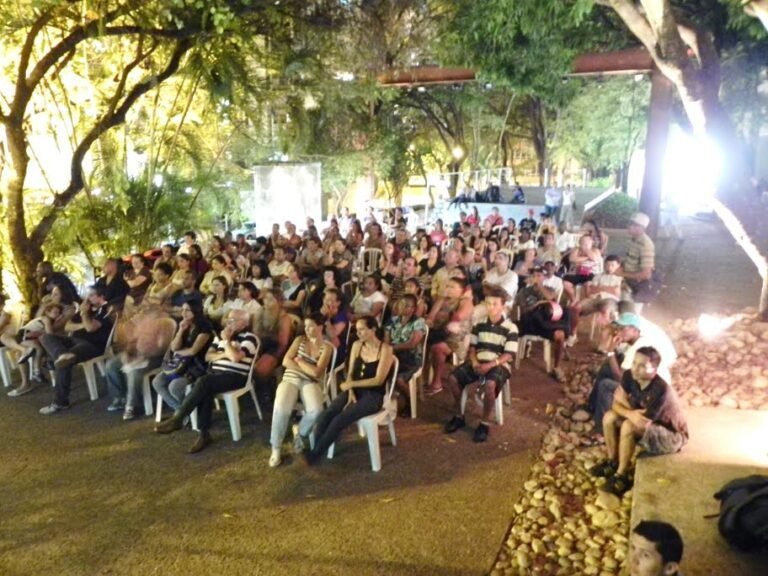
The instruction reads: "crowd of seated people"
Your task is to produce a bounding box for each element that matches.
[0,208,686,485]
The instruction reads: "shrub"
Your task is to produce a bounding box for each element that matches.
[585,192,639,228]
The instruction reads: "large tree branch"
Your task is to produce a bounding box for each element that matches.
[30,38,194,246]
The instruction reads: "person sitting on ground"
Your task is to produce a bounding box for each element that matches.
[587,312,677,437]
[203,275,231,332]
[105,312,176,420]
[349,275,387,324]
[630,520,684,576]
[123,254,152,312]
[425,276,474,394]
[269,313,334,468]
[38,286,113,415]
[95,257,129,308]
[591,346,688,496]
[570,254,622,341]
[152,300,213,412]
[444,284,518,443]
[384,295,427,416]
[302,316,394,465]
[154,309,259,453]
[517,266,570,382]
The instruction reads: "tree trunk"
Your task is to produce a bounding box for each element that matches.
[527,97,547,186]
[3,122,44,309]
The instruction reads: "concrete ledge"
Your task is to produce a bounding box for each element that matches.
[631,407,768,575]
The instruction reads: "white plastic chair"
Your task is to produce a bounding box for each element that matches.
[327,357,399,472]
[141,366,162,418]
[407,326,429,419]
[359,248,383,275]
[0,348,14,388]
[460,378,509,425]
[189,336,262,441]
[78,318,119,401]
[515,334,553,373]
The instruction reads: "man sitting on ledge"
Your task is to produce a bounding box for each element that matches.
[591,346,688,496]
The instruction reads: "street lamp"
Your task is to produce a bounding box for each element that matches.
[451,145,464,161]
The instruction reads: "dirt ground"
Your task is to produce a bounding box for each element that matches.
[0,360,562,576]
[1,213,760,576]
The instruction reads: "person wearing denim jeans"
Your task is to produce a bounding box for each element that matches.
[39,287,112,415]
[268,314,333,468]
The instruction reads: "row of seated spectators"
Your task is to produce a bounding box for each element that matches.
[1,207,668,471]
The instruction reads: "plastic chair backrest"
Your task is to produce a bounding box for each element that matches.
[243,335,263,389]
[360,248,382,274]
[385,357,400,403]
[322,343,338,396]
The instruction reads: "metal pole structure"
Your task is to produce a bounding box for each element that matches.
[638,71,674,239]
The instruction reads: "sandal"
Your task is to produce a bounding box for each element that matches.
[589,458,617,478]
[603,472,633,495]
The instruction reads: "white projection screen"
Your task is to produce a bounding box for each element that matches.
[245,163,322,233]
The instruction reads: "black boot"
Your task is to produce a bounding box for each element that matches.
[154,378,208,434]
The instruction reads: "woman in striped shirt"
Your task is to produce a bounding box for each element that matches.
[269,313,334,468]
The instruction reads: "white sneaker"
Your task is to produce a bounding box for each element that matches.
[122,406,135,421]
[268,449,282,468]
[40,403,70,415]
[566,334,578,347]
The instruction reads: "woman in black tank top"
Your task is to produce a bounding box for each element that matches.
[304,317,394,465]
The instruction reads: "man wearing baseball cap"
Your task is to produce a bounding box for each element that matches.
[588,311,677,436]
[619,212,655,303]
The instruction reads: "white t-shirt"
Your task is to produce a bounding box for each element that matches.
[620,318,678,383]
[543,275,564,296]
[485,268,519,303]
[589,272,622,300]
[268,261,291,278]
[545,187,562,207]
[352,291,387,316]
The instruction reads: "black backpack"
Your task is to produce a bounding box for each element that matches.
[712,475,768,552]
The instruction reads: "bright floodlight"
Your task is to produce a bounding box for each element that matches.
[662,127,722,214]
[451,145,464,160]
[697,313,736,340]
